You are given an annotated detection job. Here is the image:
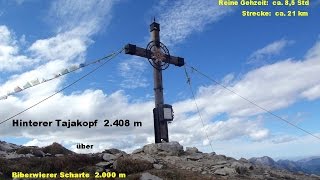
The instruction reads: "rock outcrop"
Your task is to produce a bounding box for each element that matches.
[0,141,319,180]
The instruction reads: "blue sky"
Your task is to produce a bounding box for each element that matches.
[0,0,319,160]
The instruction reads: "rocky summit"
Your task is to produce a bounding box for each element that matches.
[0,141,320,180]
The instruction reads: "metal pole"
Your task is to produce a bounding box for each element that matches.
[150,21,169,143]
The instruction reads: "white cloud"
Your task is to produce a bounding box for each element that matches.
[158,0,233,46]
[0,90,154,153]
[203,133,320,159]
[118,59,149,89]
[176,117,269,142]
[174,41,320,119]
[0,29,90,99]
[0,26,33,72]
[0,87,268,154]
[0,60,67,98]
[24,139,52,147]
[301,84,320,100]
[271,135,297,144]
[28,0,117,63]
[0,0,116,100]
[248,39,294,64]
[48,0,115,35]
[29,31,88,63]
[305,39,320,59]
[171,41,320,149]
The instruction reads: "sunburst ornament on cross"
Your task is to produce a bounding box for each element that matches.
[146,40,171,70]
[152,47,166,63]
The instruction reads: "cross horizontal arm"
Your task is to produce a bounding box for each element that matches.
[124,44,184,67]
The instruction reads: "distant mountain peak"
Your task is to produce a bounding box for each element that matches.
[249,156,276,167]
[250,155,320,176]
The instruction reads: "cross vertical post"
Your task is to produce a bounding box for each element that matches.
[150,21,167,143]
[124,20,184,143]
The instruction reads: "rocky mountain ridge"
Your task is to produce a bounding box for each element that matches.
[1,140,320,180]
[249,156,320,176]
